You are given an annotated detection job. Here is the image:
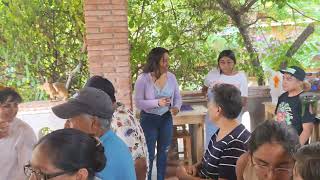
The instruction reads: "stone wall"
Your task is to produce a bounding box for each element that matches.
[17,101,65,139]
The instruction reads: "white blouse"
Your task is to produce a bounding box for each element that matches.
[204,68,248,97]
[0,118,37,180]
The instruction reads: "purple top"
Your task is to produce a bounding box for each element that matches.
[134,72,182,113]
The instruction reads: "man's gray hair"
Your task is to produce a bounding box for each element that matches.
[83,114,112,130]
[97,117,112,130]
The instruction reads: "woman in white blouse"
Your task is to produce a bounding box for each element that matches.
[0,87,36,180]
[202,50,248,147]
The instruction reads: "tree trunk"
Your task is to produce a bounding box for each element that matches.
[281,23,315,69]
[237,22,264,85]
[286,23,315,58]
[237,24,260,67]
[217,0,264,85]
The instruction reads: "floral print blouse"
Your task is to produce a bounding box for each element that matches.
[111,102,149,162]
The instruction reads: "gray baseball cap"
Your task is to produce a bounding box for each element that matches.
[52,87,114,119]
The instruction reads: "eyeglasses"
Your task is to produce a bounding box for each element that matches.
[251,156,293,176]
[24,164,74,180]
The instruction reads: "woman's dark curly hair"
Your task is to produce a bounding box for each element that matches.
[143,47,169,79]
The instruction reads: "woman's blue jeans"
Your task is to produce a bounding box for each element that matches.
[140,111,173,180]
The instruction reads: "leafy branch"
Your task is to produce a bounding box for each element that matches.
[286,2,320,23]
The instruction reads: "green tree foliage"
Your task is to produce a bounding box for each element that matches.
[0,0,88,101]
[0,0,319,101]
[128,0,229,90]
[254,0,320,70]
[129,0,320,88]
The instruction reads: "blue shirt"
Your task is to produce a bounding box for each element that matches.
[96,130,136,180]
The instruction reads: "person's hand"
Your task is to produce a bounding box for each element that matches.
[186,165,198,176]
[158,97,170,107]
[0,121,9,138]
[170,107,179,116]
[176,165,188,178]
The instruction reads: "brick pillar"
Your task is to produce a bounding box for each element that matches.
[84,0,132,107]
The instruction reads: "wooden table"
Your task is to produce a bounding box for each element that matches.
[173,105,207,162]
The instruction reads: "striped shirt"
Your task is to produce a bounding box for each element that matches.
[198,124,251,180]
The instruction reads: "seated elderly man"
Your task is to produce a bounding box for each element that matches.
[84,75,148,180]
[0,87,37,180]
[52,87,136,180]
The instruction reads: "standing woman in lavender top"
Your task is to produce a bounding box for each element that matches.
[134,47,182,180]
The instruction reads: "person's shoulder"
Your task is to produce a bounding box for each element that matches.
[111,131,132,148]
[230,125,251,144]
[167,71,177,78]
[137,73,149,80]
[102,131,132,154]
[236,71,247,79]
[113,103,139,125]
[236,152,250,179]
[14,118,37,143]
[208,68,219,74]
[205,68,220,77]
[114,102,132,114]
[14,118,35,136]
[278,92,289,99]
[237,71,246,75]
[167,72,179,83]
[237,152,250,164]
[237,152,250,168]
[239,130,251,144]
